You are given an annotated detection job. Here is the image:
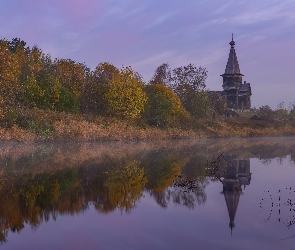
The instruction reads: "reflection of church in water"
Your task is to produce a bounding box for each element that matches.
[221,156,252,233]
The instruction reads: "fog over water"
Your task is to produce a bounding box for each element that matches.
[0,137,295,249]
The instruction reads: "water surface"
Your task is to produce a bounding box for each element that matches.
[0,137,295,249]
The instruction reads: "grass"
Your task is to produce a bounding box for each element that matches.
[0,107,295,141]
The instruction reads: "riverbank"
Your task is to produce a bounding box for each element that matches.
[0,108,295,141]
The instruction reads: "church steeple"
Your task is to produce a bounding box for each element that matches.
[229,33,235,48]
[220,34,252,110]
[224,34,242,75]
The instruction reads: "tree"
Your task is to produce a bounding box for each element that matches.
[92,62,119,84]
[174,83,208,118]
[105,66,148,119]
[170,64,208,118]
[144,84,188,127]
[19,74,46,108]
[149,63,171,86]
[207,92,227,118]
[80,62,119,115]
[7,38,26,54]
[0,39,20,108]
[55,86,79,113]
[27,45,44,75]
[31,71,60,109]
[289,102,295,118]
[275,101,287,118]
[171,64,207,93]
[259,105,272,118]
[145,86,174,127]
[55,59,87,99]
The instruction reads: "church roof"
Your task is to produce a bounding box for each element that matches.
[239,82,250,92]
[224,35,242,75]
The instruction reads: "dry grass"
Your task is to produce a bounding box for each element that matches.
[0,107,295,141]
[53,120,199,141]
[0,125,36,141]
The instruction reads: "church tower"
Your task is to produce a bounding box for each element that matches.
[221,35,251,110]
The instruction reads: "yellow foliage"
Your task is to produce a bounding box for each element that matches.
[104,161,147,212]
[105,66,148,119]
[55,59,85,98]
[0,40,20,104]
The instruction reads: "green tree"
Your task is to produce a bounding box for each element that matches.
[19,74,45,108]
[81,62,119,115]
[175,83,208,118]
[55,86,79,113]
[21,71,61,109]
[207,91,227,119]
[144,84,188,127]
[145,89,174,127]
[105,66,147,119]
[170,64,208,118]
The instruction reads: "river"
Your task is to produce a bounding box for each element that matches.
[0,137,295,249]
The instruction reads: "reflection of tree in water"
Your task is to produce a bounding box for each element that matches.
[144,150,209,209]
[143,149,187,192]
[171,177,208,208]
[103,161,147,213]
[149,158,209,209]
[148,178,208,209]
[1,138,295,242]
[0,167,81,243]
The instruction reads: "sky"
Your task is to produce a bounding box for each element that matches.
[0,0,294,109]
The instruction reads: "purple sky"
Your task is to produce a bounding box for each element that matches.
[1,0,294,109]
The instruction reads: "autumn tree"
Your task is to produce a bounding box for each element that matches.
[149,63,171,86]
[81,62,119,115]
[7,37,26,54]
[92,62,119,84]
[10,45,78,113]
[170,64,208,118]
[144,84,188,127]
[105,66,147,119]
[55,59,87,99]
[0,39,23,126]
[0,40,20,103]
[171,64,207,93]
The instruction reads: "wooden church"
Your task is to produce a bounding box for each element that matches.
[221,35,252,110]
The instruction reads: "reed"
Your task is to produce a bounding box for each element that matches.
[0,107,294,141]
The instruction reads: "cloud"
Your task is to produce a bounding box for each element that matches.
[0,0,295,108]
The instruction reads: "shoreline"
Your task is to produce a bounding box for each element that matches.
[1,120,295,142]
